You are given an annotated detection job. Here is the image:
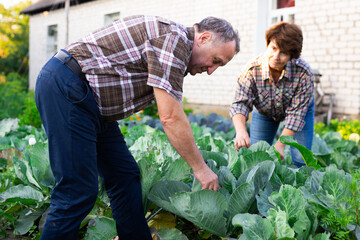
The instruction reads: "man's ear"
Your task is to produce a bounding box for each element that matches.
[198,31,212,45]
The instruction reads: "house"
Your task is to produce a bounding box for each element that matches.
[21,0,360,119]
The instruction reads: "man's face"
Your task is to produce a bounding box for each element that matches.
[266,40,291,71]
[187,32,236,76]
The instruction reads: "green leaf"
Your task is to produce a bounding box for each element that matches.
[0,184,44,205]
[0,118,19,137]
[232,213,275,240]
[164,158,192,183]
[273,164,296,186]
[196,134,226,152]
[316,165,352,209]
[23,142,54,191]
[218,166,236,193]
[200,150,228,167]
[245,161,275,194]
[256,183,274,217]
[249,141,271,152]
[124,125,157,146]
[330,151,356,173]
[238,151,273,176]
[295,166,314,187]
[311,135,332,156]
[280,136,320,169]
[268,208,295,238]
[227,147,242,178]
[292,210,311,240]
[156,228,189,240]
[267,146,282,163]
[323,132,342,146]
[84,216,117,240]
[332,140,357,154]
[268,185,306,223]
[313,232,331,240]
[138,159,162,213]
[14,206,47,235]
[148,180,191,216]
[170,190,228,237]
[228,183,255,218]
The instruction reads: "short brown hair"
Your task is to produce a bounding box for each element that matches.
[265,22,303,59]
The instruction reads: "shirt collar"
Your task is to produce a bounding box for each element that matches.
[186,27,195,43]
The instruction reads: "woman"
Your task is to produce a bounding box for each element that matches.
[229,22,314,167]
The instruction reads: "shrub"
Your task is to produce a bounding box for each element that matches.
[18,91,41,128]
[0,79,27,119]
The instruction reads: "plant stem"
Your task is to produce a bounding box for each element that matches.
[146,208,162,222]
[354,189,359,225]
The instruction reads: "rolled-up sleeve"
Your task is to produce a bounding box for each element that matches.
[284,71,314,131]
[229,70,255,120]
[146,33,190,102]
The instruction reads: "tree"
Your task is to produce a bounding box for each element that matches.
[0,1,32,84]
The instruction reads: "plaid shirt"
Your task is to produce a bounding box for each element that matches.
[229,53,314,132]
[65,15,194,121]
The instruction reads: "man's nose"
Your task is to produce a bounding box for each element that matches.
[207,65,219,75]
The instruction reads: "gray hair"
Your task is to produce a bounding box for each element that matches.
[195,17,240,53]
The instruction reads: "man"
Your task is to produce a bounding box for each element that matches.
[35,15,239,240]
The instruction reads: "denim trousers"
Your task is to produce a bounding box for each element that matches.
[35,52,151,240]
[249,100,315,167]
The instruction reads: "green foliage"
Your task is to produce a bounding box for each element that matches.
[18,91,42,128]
[2,112,360,239]
[0,1,31,78]
[143,102,159,119]
[0,75,42,128]
[0,78,27,119]
[315,119,360,145]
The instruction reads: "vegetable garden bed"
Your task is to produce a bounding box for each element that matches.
[1,114,360,240]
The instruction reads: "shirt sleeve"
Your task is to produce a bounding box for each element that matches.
[284,70,314,131]
[229,69,255,119]
[145,32,190,102]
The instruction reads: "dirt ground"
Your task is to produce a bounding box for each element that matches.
[1,231,31,240]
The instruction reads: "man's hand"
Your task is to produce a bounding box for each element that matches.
[193,164,220,191]
[234,130,250,151]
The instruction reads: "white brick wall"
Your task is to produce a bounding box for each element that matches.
[296,0,360,117]
[28,0,360,116]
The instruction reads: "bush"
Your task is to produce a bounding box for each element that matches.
[0,73,42,128]
[18,91,41,128]
[0,78,27,119]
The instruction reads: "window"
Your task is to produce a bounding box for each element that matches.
[46,25,58,60]
[269,0,295,25]
[104,12,120,26]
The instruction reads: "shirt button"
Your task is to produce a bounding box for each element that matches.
[276,102,281,106]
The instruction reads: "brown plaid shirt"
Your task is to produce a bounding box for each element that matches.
[229,54,314,132]
[65,15,194,121]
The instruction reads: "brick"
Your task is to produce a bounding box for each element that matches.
[346,55,360,61]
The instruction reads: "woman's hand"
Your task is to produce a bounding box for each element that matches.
[274,141,285,160]
[234,130,250,151]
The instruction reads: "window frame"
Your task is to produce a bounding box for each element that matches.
[268,0,296,25]
[104,12,120,26]
[46,24,58,60]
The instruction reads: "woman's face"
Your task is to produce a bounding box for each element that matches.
[266,40,291,71]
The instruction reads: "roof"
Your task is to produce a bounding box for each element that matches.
[20,0,95,15]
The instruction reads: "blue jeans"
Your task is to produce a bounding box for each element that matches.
[249,100,314,167]
[35,52,151,240]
